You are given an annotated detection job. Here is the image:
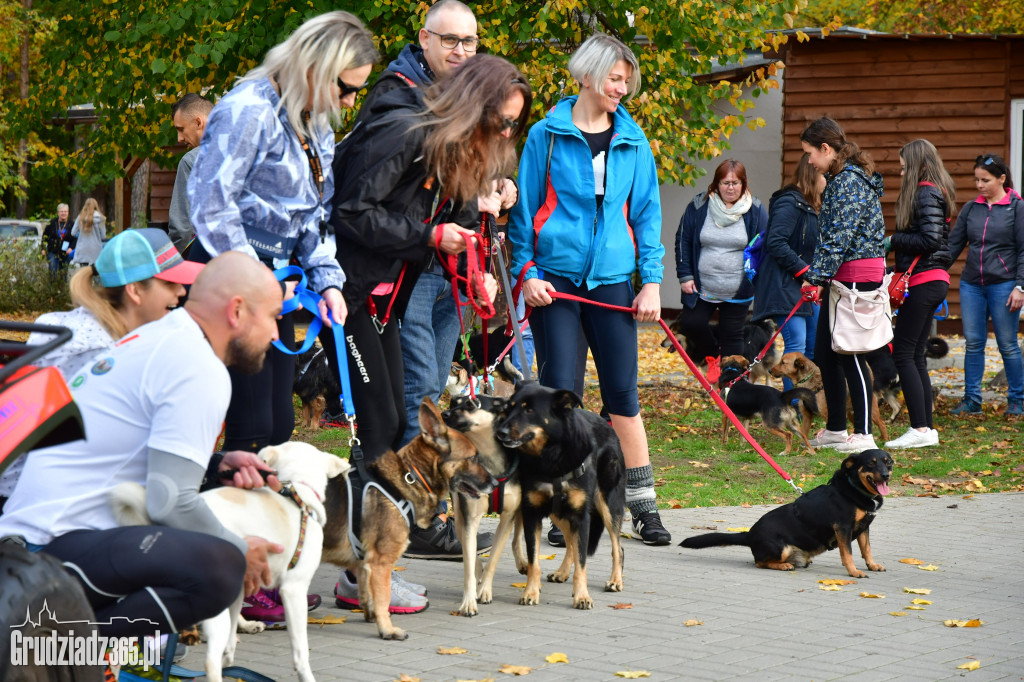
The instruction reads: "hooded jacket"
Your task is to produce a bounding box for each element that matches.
[675,191,768,309]
[752,186,819,321]
[805,163,885,286]
[948,189,1024,288]
[331,85,475,311]
[890,183,952,275]
[350,43,433,133]
[509,96,664,289]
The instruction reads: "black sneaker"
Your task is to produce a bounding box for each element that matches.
[403,516,494,560]
[631,510,671,546]
[547,525,566,547]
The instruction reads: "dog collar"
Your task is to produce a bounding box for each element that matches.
[279,483,317,570]
[845,473,883,513]
[404,464,434,495]
[796,372,816,385]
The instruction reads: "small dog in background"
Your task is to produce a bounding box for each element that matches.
[292,344,340,429]
[452,326,525,398]
[662,316,780,384]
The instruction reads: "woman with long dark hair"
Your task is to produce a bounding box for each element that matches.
[947,153,1024,417]
[800,117,886,454]
[884,139,956,448]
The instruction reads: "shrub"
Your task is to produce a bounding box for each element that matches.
[0,239,71,313]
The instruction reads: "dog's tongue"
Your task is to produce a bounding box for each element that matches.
[875,481,890,496]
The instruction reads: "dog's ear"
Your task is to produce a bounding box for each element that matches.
[325,453,350,479]
[418,397,451,453]
[259,445,280,468]
[552,389,582,416]
[842,454,858,470]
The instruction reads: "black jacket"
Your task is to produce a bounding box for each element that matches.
[891,183,952,274]
[41,217,77,259]
[948,191,1024,288]
[752,186,819,321]
[331,85,475,311]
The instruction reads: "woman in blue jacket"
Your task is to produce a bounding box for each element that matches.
[509,33,669,546]
[674,159,769,361]
[752,154,824,384]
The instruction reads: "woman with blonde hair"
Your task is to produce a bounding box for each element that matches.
[883,139,956,448]
[71,198,107,268]
[0,229,200,503]
[510,33,671,546]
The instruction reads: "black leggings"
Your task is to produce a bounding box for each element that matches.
[344,302,407,463]
[42,527,244,637]
[674,298,748,361]
[222,314,296,452]
[892,280,948,429]
[816,281,881,435]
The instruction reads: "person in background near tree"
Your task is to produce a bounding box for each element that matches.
[42,202,76,274]
[168,93,214,253]
[752,154,825,390]
[510,34,671,547]
[675,159,769,362]
[800,116,886,454]
[947,153,1024,417]
[186,10,378,623]
[71,198,106,269]
[883,139,956,448]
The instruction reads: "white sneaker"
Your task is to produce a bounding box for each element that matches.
[885,428,938,449]
[809,429,848,448]
[833,433,878,453]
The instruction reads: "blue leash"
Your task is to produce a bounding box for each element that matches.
[272,266,356,427]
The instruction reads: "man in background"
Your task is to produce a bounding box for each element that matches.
[168,93,214,252]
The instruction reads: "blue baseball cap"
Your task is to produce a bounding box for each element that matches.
[94,228,204,287]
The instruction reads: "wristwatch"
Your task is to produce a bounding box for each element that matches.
[1016,285,1024,294]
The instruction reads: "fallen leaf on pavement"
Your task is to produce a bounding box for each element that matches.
[614,671,651,679]
[905,605,926,610]
[918,565,939,571]
[740,503,752,508]
[944,619,983,627]
[818,579,857,585]
[957,660,980,671]
[903,587,931,594]
[684,619,704,626]
[691,525,717,530]
[899,558,925,565]
[545,652,569,664]
[499,664,532,675]
[819,585,843,591]
[726,527,750,532]
[889,612,907,616]
[393,566,407,571]
[510,582,527,588]
[308,614,347,625]
[610,603,633,609]
[910,599,932,605]
[439,646,468,655]
[541,554,556,560]
[859,592,885,598]
[395,675,420,682]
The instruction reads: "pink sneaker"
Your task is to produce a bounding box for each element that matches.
[241,588,285,622]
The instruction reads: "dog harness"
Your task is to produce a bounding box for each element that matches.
[343,446,420,562]
[488,456,519,515]
[550,455,591,518]
[278,482,324,570]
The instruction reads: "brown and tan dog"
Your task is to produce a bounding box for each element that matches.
[770,352,889,444]
[320,397,496,640]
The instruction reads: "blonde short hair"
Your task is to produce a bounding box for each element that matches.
[567,33,641,101]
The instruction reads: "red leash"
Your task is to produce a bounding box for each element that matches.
[519,284,801,492]
[723,293,813,389]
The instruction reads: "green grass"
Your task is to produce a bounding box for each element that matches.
[292,384,1024,509]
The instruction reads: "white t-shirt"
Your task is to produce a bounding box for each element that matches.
[0,309,230,545]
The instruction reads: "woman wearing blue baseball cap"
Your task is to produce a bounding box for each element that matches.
[0,228,202,503]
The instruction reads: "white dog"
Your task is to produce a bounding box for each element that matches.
[111,442,349,682]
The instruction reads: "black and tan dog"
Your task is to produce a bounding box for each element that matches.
[494,382,626,610]
[319,398,496,640]
[292,343,339,429]
[442,394,526,616]
[681,449,894,578]
[662,316,781,384]
[719,355,818,455]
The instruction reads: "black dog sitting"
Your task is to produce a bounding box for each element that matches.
[680,449,894,578]
[494,382,625,610]
[292,343,340,429]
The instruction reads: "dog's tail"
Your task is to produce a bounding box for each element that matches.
[781,387,819,415]
[109,482,152,526]
[680,532,751,549]
[925,336,949,359]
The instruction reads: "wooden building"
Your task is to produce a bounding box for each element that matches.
[776,28,1024,319]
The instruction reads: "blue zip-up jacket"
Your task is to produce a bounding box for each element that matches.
[805,163,885,286]
[189,77,345,294]
[509,97,664,288]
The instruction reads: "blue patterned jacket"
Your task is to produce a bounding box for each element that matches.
[805,163,885,286]
[188,78,345,293]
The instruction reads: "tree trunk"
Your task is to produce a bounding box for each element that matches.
[130,159,150,229]
[16,0,33,219]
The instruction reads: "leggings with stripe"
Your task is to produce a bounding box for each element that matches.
[40,526,244,637]
[815,280,881,436]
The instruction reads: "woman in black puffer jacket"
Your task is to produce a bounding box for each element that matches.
[753,155,824,388]
[883,139,956,449]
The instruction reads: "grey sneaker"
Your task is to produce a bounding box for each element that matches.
[334,571,428,614]
[833,433,878,454]
[809,429,848,448]
[884,428,938,449]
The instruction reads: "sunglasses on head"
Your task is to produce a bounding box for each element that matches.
[337,77,368,97]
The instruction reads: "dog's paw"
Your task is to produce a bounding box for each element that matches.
[515,562,528,575]
[477,585,493,604]
[848,569,867,578]
[378,627,408,641]
[867,562,885,572]
[457,598,478,617]
[237,619,265,635]
[604,579,622,593]
[519,588,541,606]
[573,594,594,610]
[547,571,569,584]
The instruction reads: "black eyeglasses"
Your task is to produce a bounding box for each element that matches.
[426,29,479,52]
[499,116,518,132]
[337,77,368,97]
